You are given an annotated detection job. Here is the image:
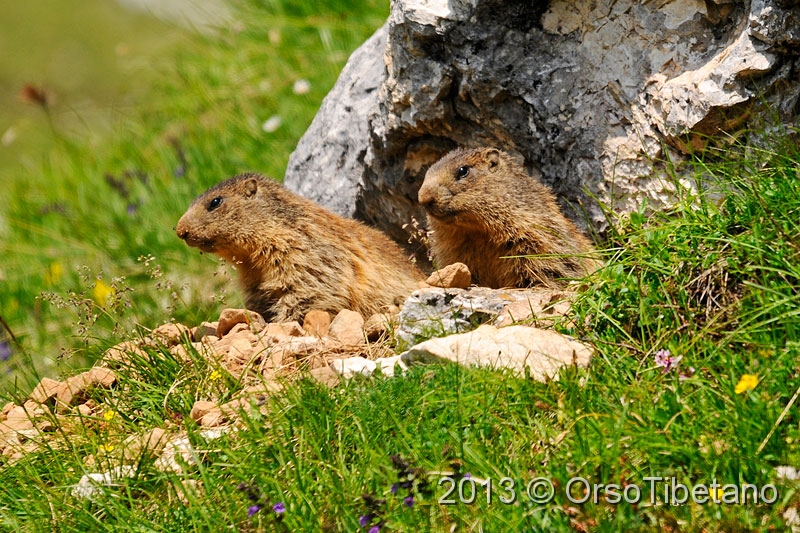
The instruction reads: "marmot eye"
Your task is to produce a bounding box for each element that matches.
[207,196,223,211]
[456,166,470,180]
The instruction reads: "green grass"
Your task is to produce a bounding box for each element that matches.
[2,0,800,530]
[0,0,389,389]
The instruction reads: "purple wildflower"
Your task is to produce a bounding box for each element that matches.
[654,349,682,373]
[390,483,398,495]
[272,502,286,514]
[368,527,381,533]
[0,341,11,362]
[359,514,372,527]
[463,473,471,479]
[248,504,262,517]
[679,366,696,381]
[403,495,414,508]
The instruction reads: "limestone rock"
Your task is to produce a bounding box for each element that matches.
[309,365,340,387]
[123,428,169,462]
[374,355,407,378]
[495,289,575,328]
[217,309,267,337]
[284,25,389,217]
[425,262,472,289]
[285,0,800,239]
[328,309,366,346]
[263,321,306,340]
[192,321,218,341]
[103,341,149,366]
[29,377,63,405]
[331,357,377,379]
[190,401,217,422]
[152,323,190,346]
[72,465,138,500]
[199,408,225,428]
[400,324,592,380]
[397,286,574,346]
[302,310,332,337]
[363,312,396,342]
[55,368,117,412]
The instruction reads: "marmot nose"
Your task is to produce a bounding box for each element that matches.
[176,225,188,240]
[418,185,433,206]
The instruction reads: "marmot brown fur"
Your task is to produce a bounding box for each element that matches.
[418,147,601,289]
[176,173,423,322]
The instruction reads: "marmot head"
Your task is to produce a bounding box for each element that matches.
[418,147,515,225]
[176,173,291,262]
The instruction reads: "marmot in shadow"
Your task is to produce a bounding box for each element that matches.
[176,173,423,321]
[418,147,601,289]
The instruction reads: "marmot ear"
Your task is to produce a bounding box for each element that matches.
[244,177,258,198]
[485,149,500,169]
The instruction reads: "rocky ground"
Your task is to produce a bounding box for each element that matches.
[0,263,593,498]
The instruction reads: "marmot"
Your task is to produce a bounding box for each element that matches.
[176,173,423,322]
[418,147,601,289]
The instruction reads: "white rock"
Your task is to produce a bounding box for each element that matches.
[331,357,377,379]
[374,355,407,377]
[72,465,138,500]
[400,324,592,381]
[776,465,800,481]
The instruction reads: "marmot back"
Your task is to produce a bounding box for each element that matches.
[418,147,600,289]
[176,173,423,322]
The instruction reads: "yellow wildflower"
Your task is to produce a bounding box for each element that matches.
[92,280,114,306]
[103,410,116,422]
[735,374,759,394]
[98,443,115,453]
[45,262,63,286]
[210,370,222,381]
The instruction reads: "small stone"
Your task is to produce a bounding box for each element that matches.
[86,367,117,388]
[269,337,322,367]
[328,310,366,346]
[75,404,93,417]
[0,422,33,444]
[2,402,15,416]
[217,309,267,337]
[154,435,194,473]
[375,355,407,377]
[29,377,63,405]
[242,382,283,396]
[495,290,575,327]
[103,341,148,365]
[4,407,34,430]
[123,428,169,462]
[425,262,472,289]
[152,323,190,346]
[363,313,395,342]
[55,368,116,412]
[72,465,138,500]
[309,365,340,387]
[22,401,45,415]
[190,401,218,422]
[263,321,306,340]
[331,357,376,378]
[192,322,218,341]
[199,408,225,428]
[302,310,332,337]
[226,338,255,364]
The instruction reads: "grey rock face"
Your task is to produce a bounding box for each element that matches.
[285,0,800,239]
[396,286,574,347]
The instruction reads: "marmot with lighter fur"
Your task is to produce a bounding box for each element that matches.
[176,173,423,321]
[418,147,601,288]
